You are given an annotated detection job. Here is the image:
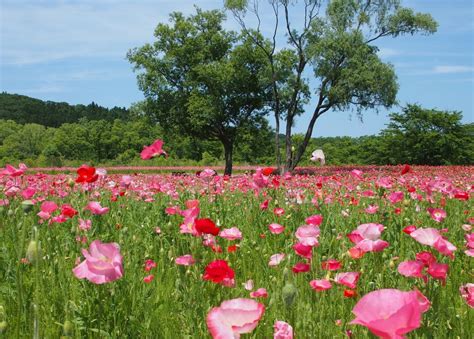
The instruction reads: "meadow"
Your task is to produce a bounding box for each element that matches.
[0,163,472,338]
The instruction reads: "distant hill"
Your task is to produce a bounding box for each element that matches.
[0,92,130,127]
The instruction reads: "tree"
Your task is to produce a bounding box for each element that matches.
[380,104,474,165]
[127,9,270,175]
[225,0,437,172]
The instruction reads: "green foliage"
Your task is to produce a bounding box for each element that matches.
[127,9,270,174]
[0,92,129,127]
[381,104,474,165]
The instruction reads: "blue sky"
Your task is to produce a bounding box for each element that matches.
[1,0,473,137]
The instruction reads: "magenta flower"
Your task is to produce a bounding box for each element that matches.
[72,240,123,284]
[140,139,167,160]
[427,208,447,222]
[388,191,404,204]
[206,298,265,338]
[305,214,323,226]
[250,288,268,298]
[398,260,426,280]
[274,320,293,339]
[351,289,430,338]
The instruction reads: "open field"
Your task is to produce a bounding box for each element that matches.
[0,165,473,338]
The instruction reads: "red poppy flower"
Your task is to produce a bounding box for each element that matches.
[195,218,220,236]
[401,164,411,175]
[344,289,357,298]
[75,165,98,183]
[262,167,274,176]
[203,260,235,287]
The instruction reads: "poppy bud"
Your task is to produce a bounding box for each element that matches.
[26,240,40,264]
[282,282,297,308]
[7,209,14,216]
[63,320,73,336]
[21,200,34,213]
[67,178,75,187]
[0,321,6,334]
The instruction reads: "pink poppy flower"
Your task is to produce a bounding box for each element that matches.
[175,254,196,266]
[250,288,268,298]
[2,163,27,176]
[292,262,310,273]
[37,201,58,220]
[427,208,447,223]
[144,259,157,272]
[388,191,404,204]
[402,225,417,234]
[269,223,285,234]
[22,187,36,199]
[310,279,332,291]
[140,139,167,160]
[365,205,379,214]
[274,320,293,339]
[415,251,436,265]
[350,169,363,180]
[143,274,154,283]
[335,272,360,289]
[219,227,242,241]
[348,223,389,253]
[398,260,426,280]
[84,201,109,215]
[269,253,285,266]
[351,289,430,338]
[206,298,265,338]
[295,225,320,247]
[72,240,123,284]
[79,219,92,231]
[260,199,269,210]
[199,168,216,179]
[459,283,474,308]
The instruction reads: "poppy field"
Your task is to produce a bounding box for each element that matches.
[0,161,473,338]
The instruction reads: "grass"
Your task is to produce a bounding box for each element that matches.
[0,167,472,338]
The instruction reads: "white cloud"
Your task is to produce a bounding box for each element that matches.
[433,65,474,74]
[377,48,402,58]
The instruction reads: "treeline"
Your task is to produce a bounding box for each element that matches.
[0,94,472,167]
[0,92,129,127]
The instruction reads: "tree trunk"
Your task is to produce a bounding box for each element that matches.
[274,111,281,173]
[223,141,233,176]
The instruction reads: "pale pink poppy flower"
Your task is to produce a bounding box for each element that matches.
[120,175,132,188]
[252,168,269,189]
[427,208,447,222]
[274,320,293,339]
[274,207,285,216]
[295,225,320,247]
[250,288,268,298]
[376,176,392,189]
[175,254,196,266]
[459,283,474,308]
[269,253,285,266]
[21,187,36,199]
[219,227,242,241]
[165,206,180,215]
[462,224,472,232]
[388,191,404,204]
[310,279,332,291]
[335,272,360,289]
[397,261,426,280]
[199,168,216,179]
[305,214,323,226]
[348,223,389,253]
[365,205,379,214]
[72,240,123,284]
[0,199,9,206]
[465,249,474,257]
[78,219,92,231]
[269,223,285,234]
[179,207,200,235]
[350,169,363,180]
[85,201,109,215]
[410,228,456,258]
[243,279,254,291]
[141,139,167,160]
[351,289,430,338]
[206,298,265,338]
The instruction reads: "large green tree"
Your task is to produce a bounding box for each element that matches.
[225,0,437,172]
[380,104,474,165]
[127,9,270,175]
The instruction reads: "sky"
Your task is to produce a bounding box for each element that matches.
[1,0,473,137]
